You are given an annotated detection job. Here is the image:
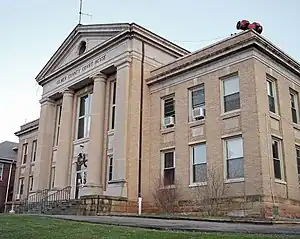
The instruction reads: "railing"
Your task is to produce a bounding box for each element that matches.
[40,186,71,213]
[16,189,49,214]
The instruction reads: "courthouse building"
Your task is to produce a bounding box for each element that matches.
[12,23,300,218]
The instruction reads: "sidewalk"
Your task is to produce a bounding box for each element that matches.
[40,215,300,235]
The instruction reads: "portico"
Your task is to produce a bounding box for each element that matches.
[30,23,189,202]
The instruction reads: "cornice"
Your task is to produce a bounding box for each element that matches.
[15,125,39,137]
[146,30,300,85]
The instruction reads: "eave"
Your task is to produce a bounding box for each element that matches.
[146,30,300,85]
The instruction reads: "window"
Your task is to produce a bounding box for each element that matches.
[225,136,244,179]
[163,96,175,127]
[28,176,34,191]
[0,163,3,181]
[54,105,62,146]
[272,138,284,180]
[78,41,86,55]
[290,90,299,124]
[108,156,113,181]
[50,167,55,189]
[267,79,277,113]
[163,151,175,186]
[109,80,117,130]
[190,87,205,121]
[77,93,92,139]
[223,76,240,112]
[21,143,28,164]
[18,178,24,195]
[296,146,300,183]
[31,140,37,162]
[191,144,207,183]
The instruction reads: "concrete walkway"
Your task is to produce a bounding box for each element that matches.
[40,215,300,235]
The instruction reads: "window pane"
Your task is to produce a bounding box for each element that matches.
[111,106,115,130]
[226,137,243,159]
[267,81,273,96]
[290,94,296,108]
[112,81,116,104]
[164,152,174,168]
[192,88,205,108]
[77,118,85,139]
[79,96,87,116]
[164,168,175,185]
[227,158,244,179]
[224,77,239,96]
[268,96,275,113]
[273,159,281,180]
[272,140,279,159]
[193,163,207,182]
[164,98,175,117]
[292,108,298,123]
[224,93,240,112]
[193,144,206,164]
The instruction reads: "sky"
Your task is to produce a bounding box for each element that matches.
[0,0,299,143]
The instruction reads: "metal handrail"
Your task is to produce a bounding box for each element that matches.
[40,186,71,213]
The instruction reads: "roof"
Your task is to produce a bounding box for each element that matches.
[15,119,39,137]
[0,141,18,162]
[146,29,300,85]
[35,22,190,85]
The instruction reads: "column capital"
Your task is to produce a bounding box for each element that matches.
[39,97,55,105]
[114,58,131,70]
[62,88,74,96]
[92,73,106,83]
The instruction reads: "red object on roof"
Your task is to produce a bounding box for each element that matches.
[236,20,263,34]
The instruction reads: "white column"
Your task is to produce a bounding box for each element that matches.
[84,73,107,195]
[33,97,56,191]
[113,61,130,182]
[55,89,74,189]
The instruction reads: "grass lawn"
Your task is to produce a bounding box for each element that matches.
[0,215,297,239]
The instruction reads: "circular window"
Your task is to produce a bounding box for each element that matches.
[78,41,86,55]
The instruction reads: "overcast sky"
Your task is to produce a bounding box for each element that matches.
[0,0,299,143]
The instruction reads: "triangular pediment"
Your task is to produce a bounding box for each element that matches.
[36,23,130,82]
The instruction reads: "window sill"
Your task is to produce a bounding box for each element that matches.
[293,123,300,131]
[108,179,126,184]
[159,185,176,190]
[188,119,205,127]
[20,164,26,168]
[225,178,244,184]
[107,130,115,136]
[275,179,287,185]
[269,112,280,121]
[160,126,175,134]
[221,109,241,120]
[52,146,58,151]
[30,162,35,166]
[73,137,90,145]
[189,182,207,187]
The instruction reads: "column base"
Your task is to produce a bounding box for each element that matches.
[80,184,103,197]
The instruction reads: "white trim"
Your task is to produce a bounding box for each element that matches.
[221,74,240,114]
[271,137,285,181]
[223,136,244,181]
[188,139,206,146]
[76,92,93,140]
[0,163,4,181]
[190,143,207,185]
[161,149,175,186]
[188,85,205,122]
[108,79,117,131]
[290,89,300,124]
[266,75,279,115]
[54,104,62,146]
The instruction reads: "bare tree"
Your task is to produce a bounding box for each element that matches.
[194,167,227,216]
[152,178,180,214]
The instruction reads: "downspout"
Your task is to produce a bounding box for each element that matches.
[138,41,145,215]
[4,162,13,212]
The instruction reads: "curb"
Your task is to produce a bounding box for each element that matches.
[95,213,300,225]
[38,215,300,235]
